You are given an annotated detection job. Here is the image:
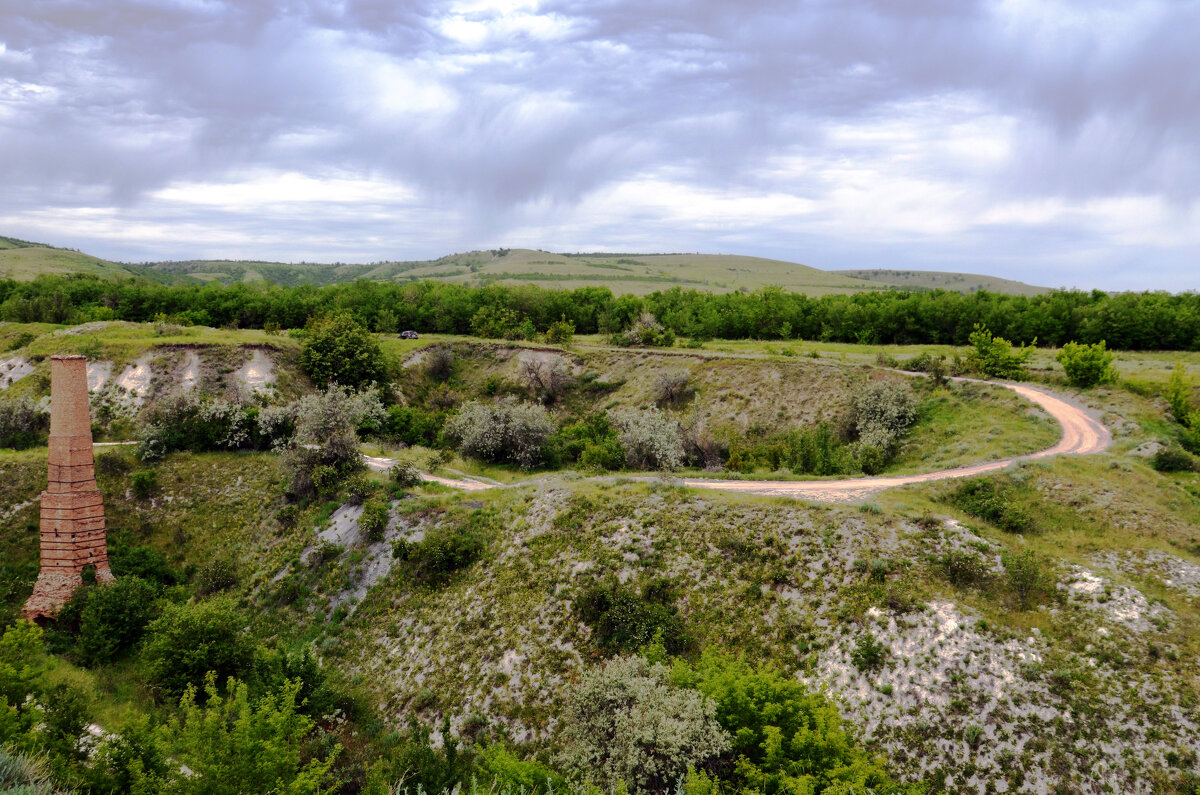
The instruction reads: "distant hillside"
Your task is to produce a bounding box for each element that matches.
[3,234,1051,296]
[0,245,187,285]
[149,248,888,296]
[833,268,1049,295]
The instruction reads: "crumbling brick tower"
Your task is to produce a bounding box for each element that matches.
[22,355,114,621]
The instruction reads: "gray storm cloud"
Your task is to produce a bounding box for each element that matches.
[0,0,1197,289]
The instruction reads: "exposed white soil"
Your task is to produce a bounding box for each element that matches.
[1093,549,1200,600]
[0,356,33,389]
[0,499,32,523]
[180,350,201,392]
[236,349,275,392]
[1058,566,1174,633]
[53,321,115,336]
[295,501,432,617]
[116,358,153,399]
[809,597,1196,794]
[86,361,112,392]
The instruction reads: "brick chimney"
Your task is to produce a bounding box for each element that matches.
[23,355,114,621]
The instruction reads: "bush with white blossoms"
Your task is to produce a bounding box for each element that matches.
[443,397,556,469]
[610,407,685,471]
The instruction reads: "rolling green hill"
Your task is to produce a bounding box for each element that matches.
[833,268,1049,295]
[148,248,890,296]
[1,233,1054,296]
[0,244,188,285]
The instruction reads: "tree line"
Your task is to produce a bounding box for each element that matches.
[2,274,1197,349]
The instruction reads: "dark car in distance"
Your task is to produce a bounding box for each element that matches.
[399,330,419,339]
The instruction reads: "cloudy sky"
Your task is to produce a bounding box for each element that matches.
[1,0,1198,290]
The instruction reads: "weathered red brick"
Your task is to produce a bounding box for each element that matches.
[23,356,116,622]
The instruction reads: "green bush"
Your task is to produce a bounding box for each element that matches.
[74,577,160,666]
[470,305,524,339]
[576,580,693,656]
[477,744,566,794]
[1002,550,1052,609]
[141,598,257,699]
[358,498,390,542]
[299,312,386,389]
[673,653,901,795]
[195,557,240,596]
[556,656,728,794]
[725,423,854,476]
[967,324,1034,380]
[0,397,48,450]
[1055,340,1116,388]
[1151,446,1198,473]
[130,469,158,499]
[940,550,991,588]
[383,404,444,447]
[1180,417,1200,455]
[550,413,625,470]
[544,316,575,346]
[109,544,181,587]
[162,675,337,794]
[390,462,423,488]
[950,478,1038,534]
[400,510,494,586]
[850,633,888,671]
[1165,362,1194,424]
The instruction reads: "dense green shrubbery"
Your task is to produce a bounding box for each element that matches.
[299,312,386,389]
[673,653,905,795]
[131,468,158,498]
[1151,446,1199,473]
[0,397,49,449]
[725,424,855,476]
[2,272,1198,349]
[393,510,495,587]
[358,498,390,542]
[966,324,1034,379]
[576,580,692,656]
[108,544,182,587]
[140,598,257,699]
[61,578,160,666]
[382,404,445,447]
[1056,340,1116,388]
[1002,550,1053,609]
[949,478,1038,533]
[549,413,625,470]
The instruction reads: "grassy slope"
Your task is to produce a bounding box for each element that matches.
[0,247,187,285]
[149,249,888,296]
[833,268,1050,295]
[1,236,1058,296]
[4,326,1200,789]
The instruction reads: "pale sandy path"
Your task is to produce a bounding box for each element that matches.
[681,380,1110,502]
[361,379,1111,503]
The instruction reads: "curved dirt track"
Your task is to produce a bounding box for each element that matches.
[366,379,1111,504]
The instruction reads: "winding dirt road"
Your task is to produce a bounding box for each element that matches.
[365,379,1111,503]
